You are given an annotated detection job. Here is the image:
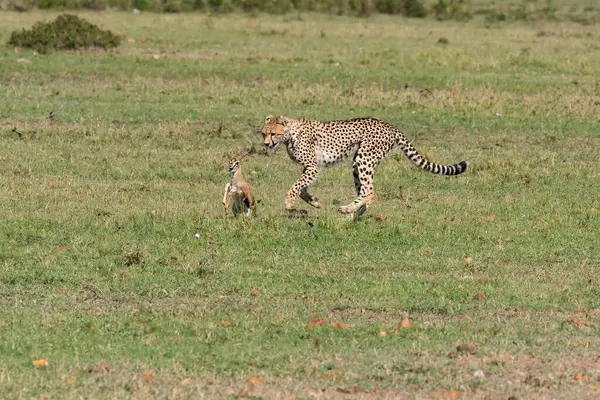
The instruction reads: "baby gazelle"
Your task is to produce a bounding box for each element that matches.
[222,158,256,217]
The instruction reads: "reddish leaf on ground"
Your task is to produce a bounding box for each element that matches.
[62,376,76,384]
[568,315,584,328]
[443,390,461,398]
[332,321,350,329]
[574,373,590,382]
[464,257,473,263]
[379,331,387,336]
[180,378,192,386]
[375,215,388,221]
[477,276,489,285]
[485,214,497,220]
[474,293,485,301]
[250,289,261,295]
[33,359,48,367]
[457,284,464,290]
[219,321,232,327]
[248,376,263,385]
[56,246,68,252]
[143,370,153,380]
[398,317,413,329]
[56,289,69,295]
[307,318,327,327]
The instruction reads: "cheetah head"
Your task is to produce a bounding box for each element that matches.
[261,115,289,149]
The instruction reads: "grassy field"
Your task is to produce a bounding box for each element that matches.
[1,8,600,399]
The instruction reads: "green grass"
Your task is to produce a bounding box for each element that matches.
[1,9,600,399]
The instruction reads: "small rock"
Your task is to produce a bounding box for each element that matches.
[474,369,486,378]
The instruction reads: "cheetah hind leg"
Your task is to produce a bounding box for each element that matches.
[339,193,378,215]
[339,151,378,215]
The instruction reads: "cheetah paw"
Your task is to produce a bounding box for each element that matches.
[338,204,356,214]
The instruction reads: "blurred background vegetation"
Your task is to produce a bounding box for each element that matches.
[1,0,598,25]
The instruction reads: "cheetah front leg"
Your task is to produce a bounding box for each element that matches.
[285,166,320,210]
[300,187,320,208]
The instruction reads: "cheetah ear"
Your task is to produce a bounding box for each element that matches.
[277,116,289,126]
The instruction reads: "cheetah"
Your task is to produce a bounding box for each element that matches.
[222,157,257,217]
[261,115,469,215]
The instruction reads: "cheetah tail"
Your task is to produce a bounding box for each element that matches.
[397,135,469,176]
